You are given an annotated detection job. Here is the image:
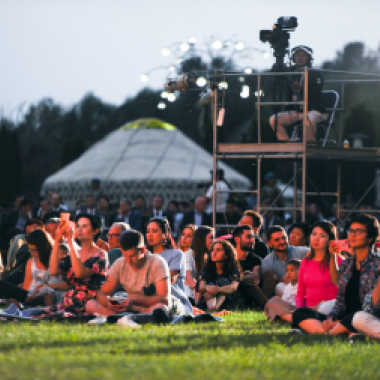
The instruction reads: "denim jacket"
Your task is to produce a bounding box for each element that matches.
[328,252,380,321]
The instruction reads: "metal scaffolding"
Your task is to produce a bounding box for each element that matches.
[211,68,380,230]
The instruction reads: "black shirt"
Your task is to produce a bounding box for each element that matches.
[254,236,270,259]
[239,251,262,272]
[345,264,362,314]
[286,67,325,113]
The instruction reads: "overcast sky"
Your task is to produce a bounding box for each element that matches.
[1,0,379,117]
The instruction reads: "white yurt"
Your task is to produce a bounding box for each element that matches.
[41,118,251,208]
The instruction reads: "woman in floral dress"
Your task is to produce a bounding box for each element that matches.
[42,213,107,318]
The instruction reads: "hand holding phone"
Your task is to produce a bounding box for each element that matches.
[60,212,70,231]
[330,239,349,253]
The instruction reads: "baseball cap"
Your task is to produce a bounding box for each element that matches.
[119,230,145,250]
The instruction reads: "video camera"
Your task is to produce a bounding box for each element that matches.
[165,72,196,93]
[260,17,298,61]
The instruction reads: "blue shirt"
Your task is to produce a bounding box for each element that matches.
[159,248,193,314]
[261,245,309,279]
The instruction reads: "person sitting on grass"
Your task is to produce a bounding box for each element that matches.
[86,229,172,326]
[261,226,308,299]
[265,259,300,322]
[177,224,198,305]
[290,214,380,336]
[192,225,214,276]
[2,218,44,285]
[290,221,342,323]
[232,225,267,309]
[146,217,193,315]
[198,240,245,311]
[0,229,68,309]
[39,213,107,318]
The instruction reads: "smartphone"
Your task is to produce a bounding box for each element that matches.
[333,239,350,252]
[60,212,70,229]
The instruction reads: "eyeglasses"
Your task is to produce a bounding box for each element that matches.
[107,234,121,238]
[347,228,366,236]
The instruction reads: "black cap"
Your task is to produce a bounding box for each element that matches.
[119,230,145,250]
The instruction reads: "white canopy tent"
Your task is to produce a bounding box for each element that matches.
[41,119,251,209]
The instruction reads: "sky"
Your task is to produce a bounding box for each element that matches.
[1,0,379,118]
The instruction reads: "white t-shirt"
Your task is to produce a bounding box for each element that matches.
[107,252,170,299]
[184,249,196,299]
[282,283,298,306]
[206,181,229,213]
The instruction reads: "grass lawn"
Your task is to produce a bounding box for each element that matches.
[0,311,377,379]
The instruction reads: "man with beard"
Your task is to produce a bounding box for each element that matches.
[233,225,268,309]
[262,226,308,298]
[239,210,270,259]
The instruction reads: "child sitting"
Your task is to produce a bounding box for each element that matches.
[264,259,300,323]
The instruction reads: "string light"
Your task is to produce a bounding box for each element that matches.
[196,77,207,87]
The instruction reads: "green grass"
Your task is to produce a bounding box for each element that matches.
[0,312,377,379]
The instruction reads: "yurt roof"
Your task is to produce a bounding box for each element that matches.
[41,119,251,206]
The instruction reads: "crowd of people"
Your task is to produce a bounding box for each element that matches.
[0,188,380,341]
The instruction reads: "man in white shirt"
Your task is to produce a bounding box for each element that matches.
[205,169,230,214]
[86,230,171,319]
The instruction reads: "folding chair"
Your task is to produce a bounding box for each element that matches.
[290,90,339,146]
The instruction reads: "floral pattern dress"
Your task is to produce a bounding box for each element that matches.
[198,266,245,310]
[42,251,107,317]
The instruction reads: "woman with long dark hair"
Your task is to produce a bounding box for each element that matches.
[192,226,214,275]
[295,221,341,311]
[42,213,107,317]
[146,217,193,315]
[198,240,244,311]
[272,221,340,325]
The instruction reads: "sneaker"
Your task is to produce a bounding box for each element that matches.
[1,303,22,316]
[117,315,140,328]
[348,333,367,343]
[88,314,107,325]
[288,328,305,335]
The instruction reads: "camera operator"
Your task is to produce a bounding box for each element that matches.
[269,46,328,143]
